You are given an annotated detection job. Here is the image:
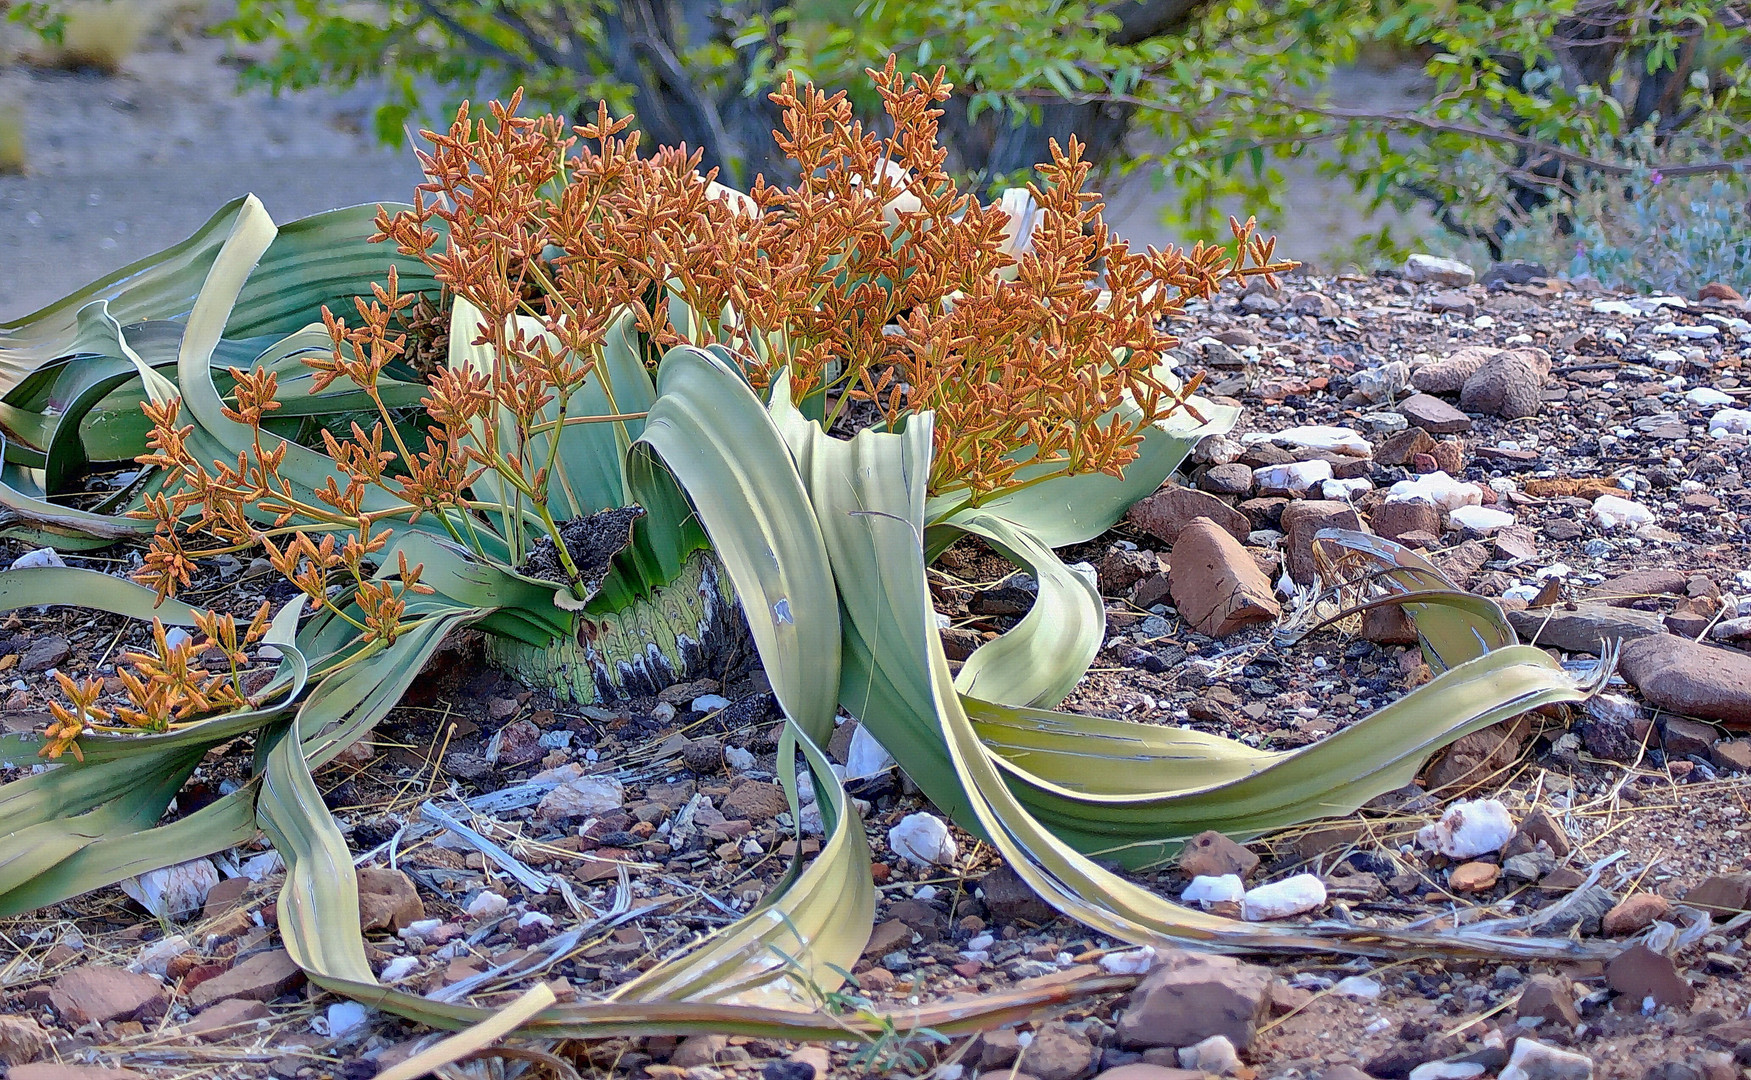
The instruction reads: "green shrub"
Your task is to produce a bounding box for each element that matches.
[1499,149,1751,294]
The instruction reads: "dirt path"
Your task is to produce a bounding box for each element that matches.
[0,30,425,317]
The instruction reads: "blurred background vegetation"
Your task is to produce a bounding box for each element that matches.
[4,0,1751,290]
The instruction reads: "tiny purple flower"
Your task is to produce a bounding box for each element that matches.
[1649,170,1664,186]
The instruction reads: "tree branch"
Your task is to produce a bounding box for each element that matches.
[1100,0,1211,46]
[409,0,537,74]
[1041,82,1747,180]
[484,2,573,72]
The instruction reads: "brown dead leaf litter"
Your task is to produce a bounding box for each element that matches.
[5,262,1751,1080]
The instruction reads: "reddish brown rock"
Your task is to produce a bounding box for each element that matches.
[1712,739,1751,773]
[1128,485,1250,546]
[1606,944,1694,1009]
[356,867,424,933]
[1169,519,1281,638]
[979,864,1056,925]
[179,997,270,1040]
[1425,716,1529,794]
[48,966,168,1027]
[1130,572,1173,610]
[188,949,306,1010]
[1603,893,1671,936]
[1398,393,1472,434]
[1664,717,1725,759]
[1505,806,1572,859]
[1027,1020,1099,1080]
[1198,463,1255,497]
[1361,604,1420,645]
[1507,604,1666,654]
[1700,282,1744,302]
[1450,862,1500,892]
[1368,500,1443,544]
[1431,539,1491,588]
[1685,874,1751,915]
[1583,569,1691,607]
[1493,524,1539,562]
[1236,496,1289,530]
[0,1015,51,1065]
[1460,349,1551,419]
[1178,831,1260,880]
[1116,950,1271,1051]
[201,877,251,921]
[1280,500,1366,585]
[1375,426,1436,466]
[484,718,542,766]
[1429,438,1466,475]
[721,780,787,822]
[976,1029,1024,1068]
[1516,974,1581,1028]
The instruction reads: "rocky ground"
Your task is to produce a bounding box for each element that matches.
[5,263,1751,1080]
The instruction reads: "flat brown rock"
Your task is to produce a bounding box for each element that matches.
[1398,392,1473,434]
[1684,874,1751,915]
[1620,635,1751,724]
[1127,485,1249,546]
[1168,519,1281,638]
[1493,524,1538,562]
[1507,604,1667,655]
[178,997,269,1040]
[1450,861,1499,891]
[722,780,786,821]
[1605,944,1694,1008]
[1662,717,1718,758]
[188,949,305,1010]
[1712,738,1751,773]
[48,966,168,1027]
[1583,569,1691,607]
[1375,426,1435,466]
[1368,500,1442,544]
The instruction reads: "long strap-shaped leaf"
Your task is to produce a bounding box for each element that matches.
[255,602,1100,1035]
[0,200,436,398]
[947,509,1103,709]
[1300,529,1517,670]
[757,359,1611,957]
[631,347,842,744]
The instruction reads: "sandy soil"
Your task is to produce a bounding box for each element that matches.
[0,22,425,318]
